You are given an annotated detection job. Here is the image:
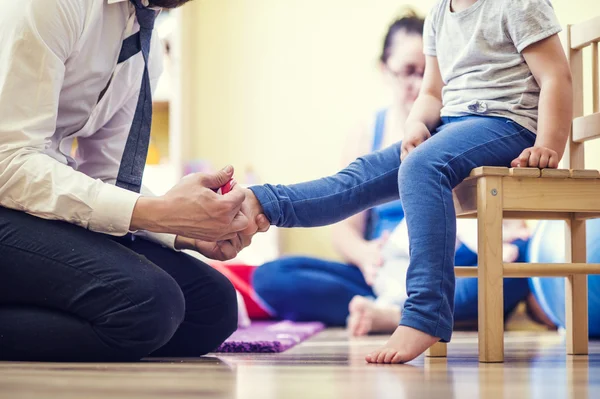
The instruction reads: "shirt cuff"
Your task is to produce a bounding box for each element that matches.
[249,185,279,226]
[88,183,141,236]
[134,230,178,250]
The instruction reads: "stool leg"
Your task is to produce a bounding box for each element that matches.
[477,176,504,363]
[566,218,588,355]
[426,342,447,358]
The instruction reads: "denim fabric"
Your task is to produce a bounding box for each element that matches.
[251,116,536,341]
[252,241,530,327]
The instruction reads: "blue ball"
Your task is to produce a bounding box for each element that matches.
[527,219,600,337]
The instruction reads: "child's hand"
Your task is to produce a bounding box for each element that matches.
[401,122,431,161]
[511,146,559,169]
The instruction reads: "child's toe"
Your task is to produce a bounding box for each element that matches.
[376,349,391,363]
[383,349,397,363]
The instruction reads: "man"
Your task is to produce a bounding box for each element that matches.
[0,0,268,361]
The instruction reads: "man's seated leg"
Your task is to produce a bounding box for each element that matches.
[0,207,186,362]
[121,237,238,358]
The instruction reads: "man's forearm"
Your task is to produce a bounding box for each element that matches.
[250,143,401,228]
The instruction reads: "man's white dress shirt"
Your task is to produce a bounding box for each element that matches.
[0,0,176,248]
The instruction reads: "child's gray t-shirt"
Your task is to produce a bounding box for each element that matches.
[424,0,562,133]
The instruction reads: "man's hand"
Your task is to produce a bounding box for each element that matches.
[174,235,242,261]
[511,146,559,169]
[401,122,432,161]
[130,165,249,241]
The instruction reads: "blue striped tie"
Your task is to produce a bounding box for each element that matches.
[115,0,157,193]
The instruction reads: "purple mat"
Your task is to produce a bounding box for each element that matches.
[215,321,325,353]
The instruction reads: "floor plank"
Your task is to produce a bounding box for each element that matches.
[1,330,599,399]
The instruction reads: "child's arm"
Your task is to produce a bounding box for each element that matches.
[511,34,573,168]
[401,55,444,161]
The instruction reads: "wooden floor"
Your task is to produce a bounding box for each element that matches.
[1,329,599,399]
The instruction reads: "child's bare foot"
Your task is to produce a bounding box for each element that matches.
[347,296,402,337]
[347,296,374,336]
[365,325,439,364]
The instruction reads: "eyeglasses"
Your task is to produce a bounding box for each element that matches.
[385,64,424,81]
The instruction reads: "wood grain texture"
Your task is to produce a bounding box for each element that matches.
[477,176,504,363]
[565,217,589,355]
[0,330,597,399]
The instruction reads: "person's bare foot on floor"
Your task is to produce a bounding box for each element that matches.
[348,296,402,337]
[365,325,439,364]
[347,296,375,336]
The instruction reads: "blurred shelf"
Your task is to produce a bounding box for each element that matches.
[153,101,170,113]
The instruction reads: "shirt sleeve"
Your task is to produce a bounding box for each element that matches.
[423,3,439,57]
[0,0,140,236]
[503,0,562,53]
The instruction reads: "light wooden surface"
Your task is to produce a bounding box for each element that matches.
[593,42,599,113]
[455,263,600,278]
[0,330,598,399]
[567,27,586,170]
[569,15,600,49]
[426,342,447,358]
[509,167,541,178]
[540,169,571,178]
[566,217,589,355]
[477,176,504,363]
[502,178,600,213]
[573,113,600,143]
[570,169,600,179]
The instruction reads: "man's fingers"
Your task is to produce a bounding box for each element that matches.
[199,165,235,190]
[229,212,249,233]
[217,241,238,261]
[239,234,252,249]
[228,235,243,252]
[219,232,238,241]
[223,188,246,209]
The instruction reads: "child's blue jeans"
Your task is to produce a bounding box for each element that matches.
[250,116,537,342]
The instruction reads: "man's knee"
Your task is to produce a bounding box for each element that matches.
[97,266,186,359]
[185,267,238,355]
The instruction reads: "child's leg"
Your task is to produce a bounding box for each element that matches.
[250,144,401,228]
[366,116,536,364]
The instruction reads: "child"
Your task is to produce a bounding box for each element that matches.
[246,0,572,364]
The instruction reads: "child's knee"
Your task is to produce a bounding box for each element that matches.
[398,149,441,191]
